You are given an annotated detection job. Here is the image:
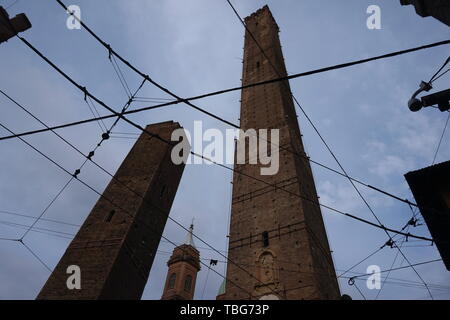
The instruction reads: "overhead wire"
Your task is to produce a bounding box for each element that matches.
[13,35,439,244]
[432,111,450,165]
[223,0,436,299]
[1,1,448,298]
[0,120,254,298]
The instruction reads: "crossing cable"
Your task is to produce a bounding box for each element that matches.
[2,40,449,140]
[2,214,448,294]
[0,94,283,299]
[337,244,386,279]
[15,37,448,300]
[1,116,420,210]
[432,68,450,83]
[109,54,132,99]
[85,95,108,133]
[0,11,147,242]
[0,210,229,253]
[8,223,443,294]
[11,23,444,296]
[352,281,367,300]
[0,121,254,298]
[0,213,230,254]
[4,29,443,300]
[55,0,238,129]
[54,0,450,181]
[0,49,447,200]
[0,48,275,298]
[20,179,72,240]
[201,261,213,299]
[432,111,450,165]
[0,219,74,239]
[0,237,17,241]
[0,47,398,300]
[0,92,435,212]
[224,0,436,299]
[197,257,450,292]
[429,56,450,83]
[20,240,52,272]
[53,0,448,215]
[351,258,444,280]
[0,23,432,212]
[3,214,447,292]
[0,80,145,242]
[336,232,409,280]
[12,37,439,245]
[375,226,410,299]
[2,5,450,120]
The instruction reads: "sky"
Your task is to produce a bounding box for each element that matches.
[0,0,449,300]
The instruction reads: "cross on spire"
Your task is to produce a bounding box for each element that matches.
[184,218,196,248]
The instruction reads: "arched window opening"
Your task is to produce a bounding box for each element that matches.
[184,275,193,292]
[168,273,176,289]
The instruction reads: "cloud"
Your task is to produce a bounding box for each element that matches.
[369,154,414,178]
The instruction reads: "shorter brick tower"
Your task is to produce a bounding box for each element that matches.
[161,222,200,300]
[37,121,188,300]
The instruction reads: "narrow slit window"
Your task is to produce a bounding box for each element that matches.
[160,184,167,198]
[262,231,269,247]
[105,210,115,222]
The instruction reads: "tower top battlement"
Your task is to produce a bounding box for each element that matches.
[244,5,279,31]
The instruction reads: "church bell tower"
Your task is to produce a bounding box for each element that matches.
[161,222,201,300]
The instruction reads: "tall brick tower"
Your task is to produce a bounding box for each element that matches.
[220,6,340,300]
[37,121,188,300]
[161,222,201,300]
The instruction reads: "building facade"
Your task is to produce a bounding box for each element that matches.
[405,161,450,270]
[400,0,450,26]
[219,6,341,300]
[37,121,188,300]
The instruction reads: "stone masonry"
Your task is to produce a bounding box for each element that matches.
[220,6,341,300]
[37,121,188,300]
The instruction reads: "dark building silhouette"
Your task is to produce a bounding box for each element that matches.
[218,6,340,300]
[37,121,188,300]
[161,222,200,300]
[405,160,450,270]
[0,6,32,43]
[400,0,450,26]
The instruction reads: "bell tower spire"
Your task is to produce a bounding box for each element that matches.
[184,218,196,248]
